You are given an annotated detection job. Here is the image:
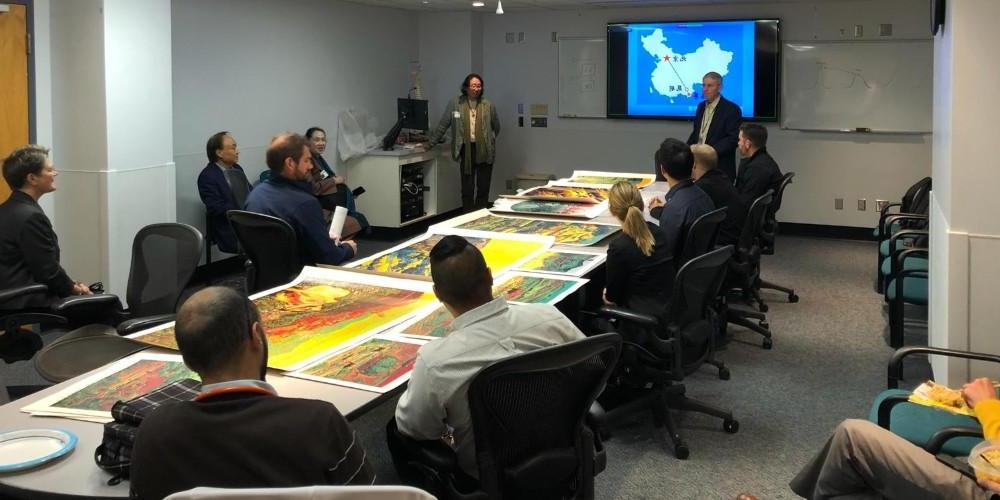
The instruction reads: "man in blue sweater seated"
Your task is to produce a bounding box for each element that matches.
[648,138,715,261]
[245,132,356,265]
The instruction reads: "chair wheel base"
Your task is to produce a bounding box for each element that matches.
[724,419,739,434]
[762,338,773,350]
[719,367,731,380]
[789,293,799,303]
[674,443,690,460]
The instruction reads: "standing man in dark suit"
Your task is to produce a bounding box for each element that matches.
[197,131,252,254]
[734,123,783,207]
[685,71,742,182]
[0,145,92,309]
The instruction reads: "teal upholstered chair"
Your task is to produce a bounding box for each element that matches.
[883,231,928,348]
[870,346,998,457]
[875,177,931,291]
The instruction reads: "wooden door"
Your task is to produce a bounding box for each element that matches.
[0,3,29,201]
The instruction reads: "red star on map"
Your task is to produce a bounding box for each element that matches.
[663,55,671,61]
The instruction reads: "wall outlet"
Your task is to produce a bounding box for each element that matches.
[880,24,893,36]
[857,199,867,211]
[835,198,844,210]
[876,199,890,212]
[854,24,864,37]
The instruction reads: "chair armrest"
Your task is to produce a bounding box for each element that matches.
[0,284,50,305]
[888,347,1000,389]
[2,312,68,334]
[876,393,911,428]
[586,401,608,441]
[891,249,929,280]
[117,314,176,336]
[879,202,902,221]
[888,230,928,258]
[925,426,985,455]
[597,305,659,329]
[51,293,123,318]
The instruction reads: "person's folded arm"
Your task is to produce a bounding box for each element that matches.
[395,355,449,441]
[20,213,75,297]
[293,199,353,265]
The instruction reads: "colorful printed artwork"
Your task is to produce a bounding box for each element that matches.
[493,272,588,304]
[51,359,194,412]
[491,199,607,219]
[455,214,618,246]
[507,185,609,204]
[351,232,549,279]
[396,305,455,339]
[565,170,656,189]
[254,278,434,370]
[289,336,425,393]
[132,324,178,350]
[21,353,197,423]
[518,250,605,277]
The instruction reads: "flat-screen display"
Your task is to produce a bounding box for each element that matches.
[607,19,780,120]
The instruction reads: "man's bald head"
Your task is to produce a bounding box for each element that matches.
[174,287,259,376]
[265,132,311,176]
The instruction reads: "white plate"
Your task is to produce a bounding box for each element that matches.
[0,429,78,473]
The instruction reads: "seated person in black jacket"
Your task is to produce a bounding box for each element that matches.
[197,131,252,254]
[649,138,715,260]
[0,145,92,309]
[691,144,746,246]
[131,287,375,500]
[605,181,675,319]
[735,123,783,206]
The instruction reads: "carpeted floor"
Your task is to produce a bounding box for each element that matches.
[1,235,931,499]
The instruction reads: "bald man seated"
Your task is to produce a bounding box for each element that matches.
[130,287,374,500]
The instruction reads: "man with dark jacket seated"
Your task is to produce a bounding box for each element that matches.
[0,145,92,309]
[130,286,374,500]
[197,131,251,254]
[735,123,783,207]
[244,132,357,265]
[649,138,715,261]
[691,144,746,246]
[389,235,586,480]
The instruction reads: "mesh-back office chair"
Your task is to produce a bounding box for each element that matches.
[757,172,798,304]
[205,168,252,265]
[391,333,621,500]
[871,346,996,457]
[34,224,203,382]
[227,210,303,293]
[678,207,727,266]
[723,191,774,349]
[165,486,436,500]
[598,246,738,459]
[876,177,931,291]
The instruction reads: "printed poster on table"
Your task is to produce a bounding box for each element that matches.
[21,352,198,423]
[490,198,609,220]
[560,170,656,189]
[434,210,619,247]
[288,335,426,393]
[129,267,436,372]
[515,249,606,277]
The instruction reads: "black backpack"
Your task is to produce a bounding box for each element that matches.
[94,378,201,485]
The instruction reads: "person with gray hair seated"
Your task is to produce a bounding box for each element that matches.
[130,287,374,500]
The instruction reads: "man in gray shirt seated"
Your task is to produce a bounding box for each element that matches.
[391,235,586,479]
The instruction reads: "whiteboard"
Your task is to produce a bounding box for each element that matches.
[781,40,932,133]
[558,37,606,118]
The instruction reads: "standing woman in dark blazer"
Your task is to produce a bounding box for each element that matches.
[427,73,500,211]
[604,181,675,319]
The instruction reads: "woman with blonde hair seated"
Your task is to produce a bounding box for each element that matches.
[604,181,675,319]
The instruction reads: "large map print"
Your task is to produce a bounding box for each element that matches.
[641,28,733,100]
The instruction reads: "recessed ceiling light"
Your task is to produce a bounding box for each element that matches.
[472,1,485,6]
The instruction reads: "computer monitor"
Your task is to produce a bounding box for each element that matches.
[397,98,429,131]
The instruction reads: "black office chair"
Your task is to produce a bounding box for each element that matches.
[391,333,621,499]
[720,191,774,348]
[0,285,63,364]
[227,210,303,293]
[758,172,798,303]
[33,223,203,382]
[597,246,738,459]
[678,206,727,266]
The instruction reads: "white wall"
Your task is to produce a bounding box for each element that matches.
[171,0,418,258]
[415,0,933,228]
[929,0,1000,385]
[31,0,54,216]
[418,12,475,119]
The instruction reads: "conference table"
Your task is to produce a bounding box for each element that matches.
[0,183,668,499]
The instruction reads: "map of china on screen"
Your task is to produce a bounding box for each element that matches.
[627,21,756,118]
